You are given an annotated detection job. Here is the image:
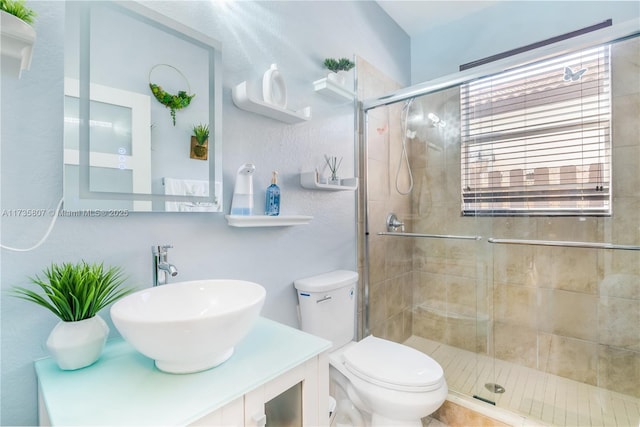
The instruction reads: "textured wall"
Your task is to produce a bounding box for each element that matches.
[0,1,409,424]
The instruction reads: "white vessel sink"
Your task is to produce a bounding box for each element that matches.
[111,280,266,374]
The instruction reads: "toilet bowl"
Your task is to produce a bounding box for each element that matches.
[294,270,448,427]
[329,337,447,426]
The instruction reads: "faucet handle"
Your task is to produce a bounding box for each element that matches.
[152,244,173,255]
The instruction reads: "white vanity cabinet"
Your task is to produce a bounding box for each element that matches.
[36,318,331,426]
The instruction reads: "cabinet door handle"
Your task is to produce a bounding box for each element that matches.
[252,413,266,427]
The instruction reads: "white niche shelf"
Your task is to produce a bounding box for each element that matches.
[225,214,313,227]
[232,81,311,124]
[313,77,355,100]
[0,11,36,79]
[300,172,358,191]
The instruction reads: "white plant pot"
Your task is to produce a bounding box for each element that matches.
[46,315,109,370]
[327,70,348,86]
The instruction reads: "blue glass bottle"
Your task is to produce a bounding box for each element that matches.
[265,171,280,216]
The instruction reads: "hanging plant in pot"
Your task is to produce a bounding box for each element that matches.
[148,64,195,126]
[190,123,209,160]
[12,261,134,370]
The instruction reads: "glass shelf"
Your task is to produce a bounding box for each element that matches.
[225,214,313,227]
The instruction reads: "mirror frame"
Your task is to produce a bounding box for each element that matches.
[67,1,223,212]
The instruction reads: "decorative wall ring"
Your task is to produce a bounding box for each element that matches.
[148,64,195,126]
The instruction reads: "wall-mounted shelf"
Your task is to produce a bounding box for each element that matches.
[0,11,36,79]
[232,81,311,124]
[313,77,355,100]
[300,172,358,191]
[225,214,313,227]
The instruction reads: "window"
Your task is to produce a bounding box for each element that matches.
[460,45,611,216]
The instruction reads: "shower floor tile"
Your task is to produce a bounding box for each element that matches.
[405,335,640,427]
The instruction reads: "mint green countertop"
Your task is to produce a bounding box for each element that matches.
[35,317,331,426]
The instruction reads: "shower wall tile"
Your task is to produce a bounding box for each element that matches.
[598,270,640,300]
[385,237,413,279]
[598,296,640,351]
[538,288,598,342]
[368,280,389,338]
[386,273,412,317]
[536,217,603,244]
[492,245,535,286]
[612,146,640,198]
[494,322,537,369]
[367,115,390,162]
[493,283,537,329]
[447,276,478,318]
[413,305,447,343]
[597,345,640,398]
[611,197,640,245]
[367,236,386,284]
[533,247,600,295]
[413,271,447,311]
[540,333,598,386]
[367,158,389,202]
[611,37,640,98]
[447,316,482,353]
[612,93,640,149]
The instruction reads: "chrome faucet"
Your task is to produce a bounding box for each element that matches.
[153,245,178,286]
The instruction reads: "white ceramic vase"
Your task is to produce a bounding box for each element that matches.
[46,315,109,370]
[327,70,348,86]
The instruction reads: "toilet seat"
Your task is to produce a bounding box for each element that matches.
[342,336,444,392]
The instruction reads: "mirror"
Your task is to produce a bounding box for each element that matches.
[64,1,222,212]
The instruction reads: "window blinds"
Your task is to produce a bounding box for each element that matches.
[460,45,611,216]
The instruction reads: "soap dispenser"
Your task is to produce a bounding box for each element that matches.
[265,171,280,216]
[230,163,256,215]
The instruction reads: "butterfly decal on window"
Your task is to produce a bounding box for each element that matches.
[563,66,587,81]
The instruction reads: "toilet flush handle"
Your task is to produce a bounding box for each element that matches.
[316,295,332,303]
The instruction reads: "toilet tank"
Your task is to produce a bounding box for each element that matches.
[294,270,358,349]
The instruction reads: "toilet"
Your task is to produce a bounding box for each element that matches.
[294,270,447,427]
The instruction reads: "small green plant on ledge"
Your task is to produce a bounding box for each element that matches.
[323,57,355,73]
[12,261,134,322]
[0,0,36,24]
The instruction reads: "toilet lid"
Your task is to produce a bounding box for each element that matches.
[342,336,444,392]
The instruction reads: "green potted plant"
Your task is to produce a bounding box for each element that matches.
[323,57,355,73]
[323,57,355,86]
[190,123,209,160]
[12,261,134,370]
[0,0,36,25]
